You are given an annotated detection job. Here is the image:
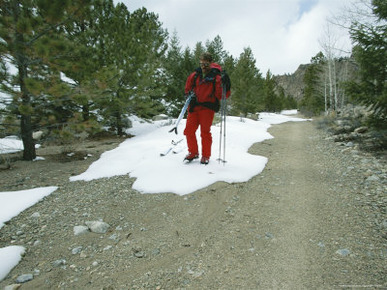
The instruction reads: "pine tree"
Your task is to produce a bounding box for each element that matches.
[205,35,227,65]
[347,0,387,127]
[192,42,206,65]
[59,0,105,125]
[300,54,324,116]
[163,31,187,116]
[0,0,92,160]
[81,4,168,134]
[230,47,263,116]
[223,54,236,76]
[263,70,280,112]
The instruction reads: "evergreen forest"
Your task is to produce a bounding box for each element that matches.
[1,0,386,160]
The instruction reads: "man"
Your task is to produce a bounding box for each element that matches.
[183,52,229,165]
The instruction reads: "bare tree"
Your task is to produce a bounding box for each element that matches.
[319,23,340,112]
[318,0,375,114]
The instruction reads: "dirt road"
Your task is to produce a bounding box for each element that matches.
[0,120,385,289]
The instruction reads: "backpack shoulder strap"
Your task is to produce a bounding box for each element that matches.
[191,67,201,90]
[208,68,221,95]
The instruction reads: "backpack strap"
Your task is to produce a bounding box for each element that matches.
[191,67,201,91]
[207,68,220,97]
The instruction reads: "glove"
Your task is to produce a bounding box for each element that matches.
[189,94,197,106]
[189,93,197,112]
[186,90,194,98]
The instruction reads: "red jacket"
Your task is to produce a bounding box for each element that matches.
[185,63,228,112]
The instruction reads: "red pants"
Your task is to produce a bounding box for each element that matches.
[184,109,215,158]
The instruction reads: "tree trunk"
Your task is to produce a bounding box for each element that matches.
[116,110,123,136]
[12,0,36,160]
[21,114,36,160]
[82,104,90,121]
[324,77,328,114]
[328,59,334,111]
[333,60,338,110]
[19,67,36,161]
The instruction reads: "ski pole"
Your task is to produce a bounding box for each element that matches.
[218,83,227,164]
[169,92,194,135]
[223,94,227,164]
[218,101,223,163]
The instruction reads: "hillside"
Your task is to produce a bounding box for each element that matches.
[274,58,359,102]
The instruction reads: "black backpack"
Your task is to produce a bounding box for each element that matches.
[220,70,231,92]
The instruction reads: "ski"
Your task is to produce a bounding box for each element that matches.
[172,145,185,154]
[160,139,184,157]
[169,91,194,135]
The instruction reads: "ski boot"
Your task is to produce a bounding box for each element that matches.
[184,152,199,162]
[200,156,209,165]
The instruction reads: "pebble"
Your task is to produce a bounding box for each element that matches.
[72,246,83,255]
[85,221,110,234]
[4,284,21,290]
[336,249,351,257]
[15,274,33,283]
[52,259,66,267]
[73,225,89,236]
[30,212,40,218]
[134,251,145,258]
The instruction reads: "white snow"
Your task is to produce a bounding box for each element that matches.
[0,136,41,155]
[0,186,58,229]
[0,187,57,282]
[60,72,76,85]
[70,111,307,195]
[0,246,25,281]
[0,109,308,282]
[0,136,25,154]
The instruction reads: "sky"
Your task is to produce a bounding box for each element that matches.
[0,110,309,280]
[113,0,357,75]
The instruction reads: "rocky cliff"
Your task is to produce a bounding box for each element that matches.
[274,58,358,103]
[275,64,308,102]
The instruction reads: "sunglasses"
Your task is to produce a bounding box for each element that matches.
[199,62,210,67]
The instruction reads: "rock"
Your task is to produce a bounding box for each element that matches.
[152,114,168,121]
[85,221,110,234]
[108,233,119,241]
[366,175,380,182]
[52,259,66,267]
[134,251,145,258]
[354,126,368,134]
[246,113,258,121]
[336,248,351,256]
[4,284,21,290]
[72,246,83,255]
[15,274,33,283]
[74,131,89,140]
[32,131,44,140]
[132,247,145,258]
[152,248,161,256]
[73,225,89,236]
[30,212,40,218]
